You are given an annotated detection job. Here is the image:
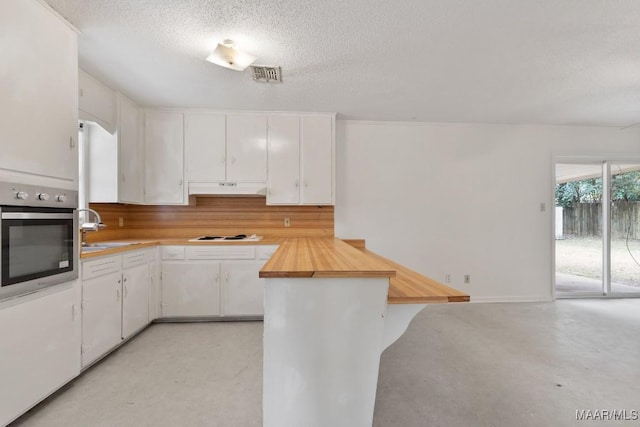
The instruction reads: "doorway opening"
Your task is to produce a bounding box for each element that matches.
[554,161,640,298]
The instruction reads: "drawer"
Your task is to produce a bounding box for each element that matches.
[161,246,185,260]
[257,245,280,260]
[82,255,121,280]
[122,249,154,269]
[185,246,256,260]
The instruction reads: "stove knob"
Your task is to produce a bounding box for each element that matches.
[15,191,29,200]
[55,194,67,203]
[37,193,50,201]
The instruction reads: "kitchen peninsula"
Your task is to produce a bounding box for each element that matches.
[259,237,469,427]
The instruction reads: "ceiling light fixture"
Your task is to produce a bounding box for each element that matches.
[205,39,257,71]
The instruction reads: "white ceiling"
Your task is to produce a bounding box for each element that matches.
[45,0,640,126]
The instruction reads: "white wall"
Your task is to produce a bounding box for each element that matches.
[335,121,640,302]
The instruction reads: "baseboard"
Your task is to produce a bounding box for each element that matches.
[470,295,553,303]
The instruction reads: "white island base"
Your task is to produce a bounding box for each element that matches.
[263,277,426,427]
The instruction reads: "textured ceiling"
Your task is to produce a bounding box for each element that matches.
[45,0,640,126]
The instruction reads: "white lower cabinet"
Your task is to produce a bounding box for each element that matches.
[81,249,154,368]
[0,284,80,426]
[122,263,150,339]
[81,270,122,368]
[160,245,279,318]
[222,262,265,316]
[161,263,221,316]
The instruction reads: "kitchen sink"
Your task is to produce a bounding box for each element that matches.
[87,242,136,248]
[81,242,139,253]
[81,246,110,252]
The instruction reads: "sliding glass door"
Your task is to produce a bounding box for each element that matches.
[555,162,604,296]
[555,160,640,298]
[609,163,640,296]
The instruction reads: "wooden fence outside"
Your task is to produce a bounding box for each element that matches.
[562,201,640,239]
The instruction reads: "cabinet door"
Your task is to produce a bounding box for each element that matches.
[300,116,333,205]
[222,261,265,316]
[185,112,226,182]
[88,122,118,203]
[161,263,220,316]
[148,259,160,321]
[226,115,267,182]
[0,286,80,426]
[118,94,143,203]
[267,115,300,205]
[145,111,184,204]
[0,0,78,182]
[82,272,123,368]
[122,264,149,339]
[79,69,116,133]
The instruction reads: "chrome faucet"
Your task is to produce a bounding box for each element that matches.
[77,208,106,246]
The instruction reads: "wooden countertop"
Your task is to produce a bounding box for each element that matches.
[81,237,470,304]
[79,237,282,259]
[259,238,397,279]
[259,238,470,304]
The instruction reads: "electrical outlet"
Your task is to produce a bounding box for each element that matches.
[464,274,471,284]
[445,274,451,283]
[284,217,291,227]
[118,217,124,227]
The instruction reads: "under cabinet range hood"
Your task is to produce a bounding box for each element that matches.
[188,182,267,196]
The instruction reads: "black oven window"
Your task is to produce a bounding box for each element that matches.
[2,219,74,286]
[9,224,69,278]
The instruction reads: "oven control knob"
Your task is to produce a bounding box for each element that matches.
[37,193,50,201]
[15,191,29,200]
[55,194,67,203]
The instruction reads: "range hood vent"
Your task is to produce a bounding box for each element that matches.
[188,182,267,197]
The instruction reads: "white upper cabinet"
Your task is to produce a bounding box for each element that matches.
[0,0,78,185]
[87,122,118,203]
[267,115,301,205]
[184,112,226,182]
[79,70,116,134]
[300,115,334,205]
[267,114,335,206]
[144,111,185,204]
[118,94,144,203]
[226,114,268,182]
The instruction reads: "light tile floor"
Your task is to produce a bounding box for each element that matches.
[12,300,640,427]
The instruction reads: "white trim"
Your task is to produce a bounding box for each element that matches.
[470,296,552,303]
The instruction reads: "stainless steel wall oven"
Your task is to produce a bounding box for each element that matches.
[0,181,78,301]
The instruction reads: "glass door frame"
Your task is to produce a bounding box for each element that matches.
[553,156,640,299]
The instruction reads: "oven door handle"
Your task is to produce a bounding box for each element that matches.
[1,212,74,220]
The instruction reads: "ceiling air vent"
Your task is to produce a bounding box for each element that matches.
[250,65,282,83]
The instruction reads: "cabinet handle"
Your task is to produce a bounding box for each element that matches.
[117,288,121,301]
[295,179,299,188]
[215,273,220,283]
[72,304,78,319]
[124,285,128,298]
[178,178,183,186]
[225,272,229,283]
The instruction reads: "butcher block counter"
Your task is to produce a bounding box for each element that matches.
[259,237,469,304]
